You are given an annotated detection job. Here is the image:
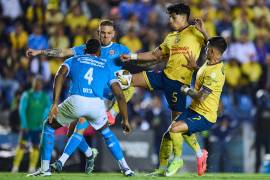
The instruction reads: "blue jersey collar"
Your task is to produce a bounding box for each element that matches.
[102,42,113,48]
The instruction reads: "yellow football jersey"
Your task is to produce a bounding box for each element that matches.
[159,25,205,85]
[190,61,225,123]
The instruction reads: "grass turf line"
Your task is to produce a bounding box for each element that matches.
[1,173,270,180]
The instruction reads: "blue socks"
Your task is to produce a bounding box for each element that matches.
[40,124,55,171]
[78,137,91,155]
[64,133,83,155]
[58,133,83,165]
[101,127,124,160]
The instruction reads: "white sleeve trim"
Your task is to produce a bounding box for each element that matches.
[109,79,119,86]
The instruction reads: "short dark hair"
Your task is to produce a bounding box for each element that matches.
[85,39,101,54]
[167,3,190,20]
[99,20,114,28]
[208,36,227,54]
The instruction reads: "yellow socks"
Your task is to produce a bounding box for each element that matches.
[12,147,25,171]
[183,134,202,157]
[159,132,172,169]
[170,132,183,158]
[29,148,40,171]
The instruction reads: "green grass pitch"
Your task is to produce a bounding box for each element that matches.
[0,173,270,180]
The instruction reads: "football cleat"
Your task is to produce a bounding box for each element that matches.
[85,148,99,175]
[26,168,52,177]
[165,158,184,176]
[50,160,63,173]
[197,149,208,176]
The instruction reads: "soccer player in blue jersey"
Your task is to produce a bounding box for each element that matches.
[26,20,135,175]
[27,39,133,177]
[27,20,134,120]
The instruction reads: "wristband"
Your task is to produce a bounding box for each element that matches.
[182,87,191,94]
[130,53,138,60]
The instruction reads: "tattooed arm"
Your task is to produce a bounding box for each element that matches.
[181,85,211,103]
[26,48,74,58]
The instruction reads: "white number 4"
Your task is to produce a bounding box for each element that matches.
[84,68,93,85]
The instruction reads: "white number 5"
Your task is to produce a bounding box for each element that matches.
[84,68,93,85]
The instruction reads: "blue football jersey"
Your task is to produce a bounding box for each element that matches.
[72,42,130,100]
[63,55,118,99]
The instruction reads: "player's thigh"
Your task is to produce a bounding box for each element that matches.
[174,109,214,135]
[74,118,89,135]
[56,98,79,126]
[163,78,186,113]
[132,72,149,88]
[84,99,108,131]
[170,121,189,133]
[132,71,163,90]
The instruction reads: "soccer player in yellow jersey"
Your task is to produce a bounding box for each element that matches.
[121,3,208,176]
[170,36,227,176]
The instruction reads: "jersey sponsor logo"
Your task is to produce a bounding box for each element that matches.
[77,57,106,68]
[171,46,189,55]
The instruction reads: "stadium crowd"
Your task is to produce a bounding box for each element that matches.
[0,0,270,173]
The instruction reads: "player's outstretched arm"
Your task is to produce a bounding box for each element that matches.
[26,48,74,58]
[120,47,163,62]
[111,82,131,134]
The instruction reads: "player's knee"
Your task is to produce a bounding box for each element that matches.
[170,126,178,133]
[170,121,188,133]
[78,118,86,123]
[74,120,89,134]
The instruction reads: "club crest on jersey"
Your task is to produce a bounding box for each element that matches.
[109,50,115,55]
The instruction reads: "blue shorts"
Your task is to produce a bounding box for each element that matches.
[144,71,186,112]
[176,108,214,135]
[22,130,42,145]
